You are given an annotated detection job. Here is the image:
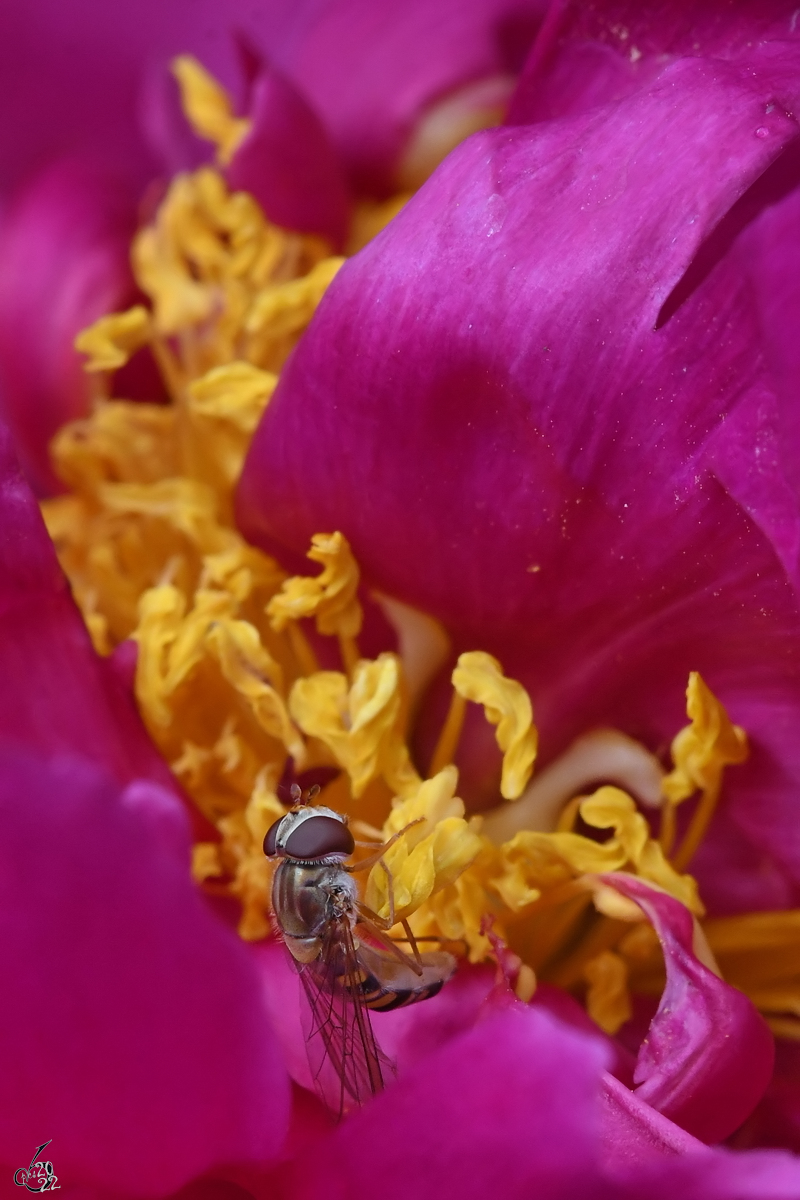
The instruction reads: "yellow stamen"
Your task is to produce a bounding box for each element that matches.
[515,963,537,1003]
[267,531,363,644]
[428,691,467,778]
[192,842,223,883]
[285,621,319,677]
[244,256,345,363]
[365,767,483,924]
[74,306,151,372]
[185,361,276,508]
[204,620,304,762]
[128,166,335,371]
[584,950,632,1034]
[451,651,538,799]
[664,672,748,870]
[289,653,420,798]
[581,788,703,913]
[172,55,252,166]
[555,796,583,832]
[339,635,361,680]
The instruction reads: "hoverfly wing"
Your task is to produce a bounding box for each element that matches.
[297,916,394,1118]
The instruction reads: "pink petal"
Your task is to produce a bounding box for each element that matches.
[730,1041,800,1154]
[227,67,351,248]
[600,1071,706,1169]
[272,0,548,195]
[0,420,205,830]
[280,1005,610,1200]
[0,748,289,1194]
[254,940,313,1094]
[0,160,135,495]
[720,180,800,578]
[623,1146,800,1200]
[509,1,800,124]
[0,0,304,198]
[274,996,800,1197]
[238,58,799,626]
[605,874,774,1144]
[139,64,214,177]
[0,0,545,205]
[246,944,800,1197]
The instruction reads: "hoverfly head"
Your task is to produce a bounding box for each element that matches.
[263,802,354,861]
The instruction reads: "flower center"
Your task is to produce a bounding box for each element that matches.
[40,58,800,1046]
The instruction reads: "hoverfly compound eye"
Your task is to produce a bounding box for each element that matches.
[284,813,355,860]
[263,817,282,858]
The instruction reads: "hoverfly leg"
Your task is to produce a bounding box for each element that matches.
[355,904,425,976]
[353,850,397,936]
[347,817,426,873]
[400,917,423,968]
[381,856,395,928]
[356,899,391,931]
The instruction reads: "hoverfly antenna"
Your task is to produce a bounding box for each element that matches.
[306,783,321,802]
[290,782,303,804]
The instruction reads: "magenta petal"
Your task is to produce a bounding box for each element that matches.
[0,160,135,495]
[509,1,800,125]
[600,1071,706,1169]
[370,961,496,1067]
[605,874,774,1144]
[731,1041,800,1154]
[227,68,351,248]
[140,63,214,176]
[0,0,305,199]
[281,1005,610,1200]
[0,748,289,1193]
[729,182,800,537]
[273,0,547,194]
[238,58,799,627]
[0,421,192,811]
[627,1146,800,1200]
[254,940,314,1094]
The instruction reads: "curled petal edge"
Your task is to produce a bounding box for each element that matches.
[596,872,774,1144]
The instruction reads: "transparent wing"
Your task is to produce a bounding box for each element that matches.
[297,916,395,1118]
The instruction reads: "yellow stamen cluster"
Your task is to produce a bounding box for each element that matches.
[289,654,421,799]
[39,57,791,1043]
[365,767,483,925]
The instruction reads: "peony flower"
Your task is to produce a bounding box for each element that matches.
[3,0,800,1194]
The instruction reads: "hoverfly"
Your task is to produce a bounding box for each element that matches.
[264,785,456,1117]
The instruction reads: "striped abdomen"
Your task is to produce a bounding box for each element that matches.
[347,943,455,1012]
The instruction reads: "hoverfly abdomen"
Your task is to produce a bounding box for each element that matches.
[362,976,448,1010]
[354,943,455,1011]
